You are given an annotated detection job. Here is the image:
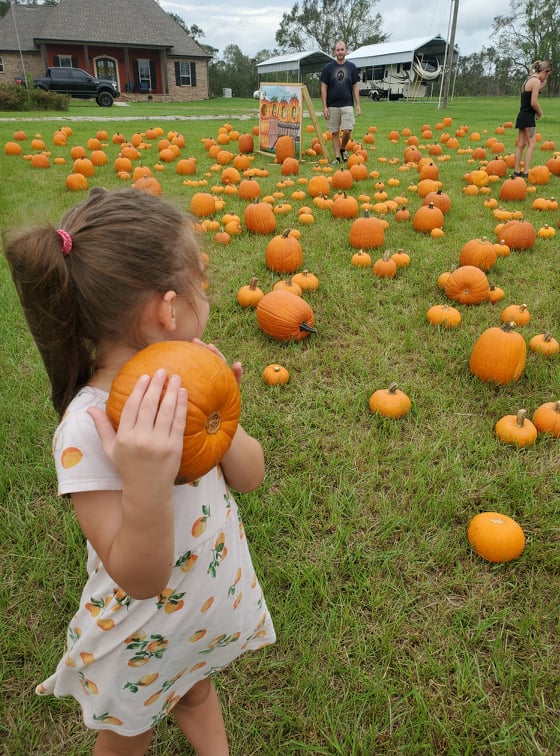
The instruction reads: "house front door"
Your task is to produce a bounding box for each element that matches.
[96,58,117,83]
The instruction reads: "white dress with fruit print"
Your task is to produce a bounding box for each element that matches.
[37,386,276,736]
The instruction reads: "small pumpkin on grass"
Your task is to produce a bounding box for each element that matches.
[106,341,241,484]
[273,279,302,296]
[470,322,526,384]
[500,303,531,327]
[351,249,372,267]
[495,408,538,447]
[488,284,505,304]
[236,277,264,308]
[529,332,559,356]
[292,269,319,291]
[368,382,411,418]
[391,249,411,268]
[532,400,560,436]
[262,364,290,385]
[467,512,525,563]
[373,250,398,278]
[426,304,461,328]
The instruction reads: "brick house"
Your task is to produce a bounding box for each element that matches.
[0,0,211,102]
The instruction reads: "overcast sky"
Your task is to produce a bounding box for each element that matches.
[161,0,512,58]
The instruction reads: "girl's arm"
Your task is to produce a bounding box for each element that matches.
[529,79,543,117]
[220,424,265,492]
[190,338,265,492]
[74,371,187,599]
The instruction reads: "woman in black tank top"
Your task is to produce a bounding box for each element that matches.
[513,60,552,177]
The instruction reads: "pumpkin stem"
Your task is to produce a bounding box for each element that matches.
[554,401,560,413]
[281,228,292,238]
[249,277,259,290]
[515,408,528,427]
[299,322,318,334]
[387,382,399,394]
[501,321,517,332]
[543,331,552,342]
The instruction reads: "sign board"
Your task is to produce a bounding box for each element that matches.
[258,82,304,158]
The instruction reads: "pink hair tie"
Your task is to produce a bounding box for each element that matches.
[56,228,73,256]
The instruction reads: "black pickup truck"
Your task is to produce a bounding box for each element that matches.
[32,67,120,106]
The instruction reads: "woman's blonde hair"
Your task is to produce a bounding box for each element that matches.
[3,187,207,416]
[532,60,553,73]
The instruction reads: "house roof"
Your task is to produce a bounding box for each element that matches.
[347,35,454,68]
[257,50,334,77]
[0,0,210,58]
[0,5,52,52]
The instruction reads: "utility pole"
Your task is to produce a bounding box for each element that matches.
[441,0,459,109]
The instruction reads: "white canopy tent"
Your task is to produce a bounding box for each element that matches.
[347,35,458,100]
[347,35,449,72]
[256,50,334,84]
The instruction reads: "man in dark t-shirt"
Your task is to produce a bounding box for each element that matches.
[320,40,361,163]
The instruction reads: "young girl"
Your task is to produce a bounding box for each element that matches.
[3,187,275,756]
[513,59,553,178]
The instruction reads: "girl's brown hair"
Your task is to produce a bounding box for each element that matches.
[3,187,206,416]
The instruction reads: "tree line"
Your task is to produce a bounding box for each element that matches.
[198,0,558,99]
[1,0,557,98]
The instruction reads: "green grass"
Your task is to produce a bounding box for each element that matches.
[1,95,560,755]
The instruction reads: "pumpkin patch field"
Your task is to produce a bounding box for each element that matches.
[1,96,560,754]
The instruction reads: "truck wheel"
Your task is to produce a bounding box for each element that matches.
[96,91,114,107]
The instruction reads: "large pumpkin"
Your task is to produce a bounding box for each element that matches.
[244,201,277,234]
[349,211,385,249]
[256,290,316,341]
[499,219,536,250]
[458,237,497,272]
[106,341,241,484]
[444,265,490,305]
[469,323,526,384]
[265,229,303,273]
[499,176,527,201]
[275,134,296,163]
[412,202,444,233]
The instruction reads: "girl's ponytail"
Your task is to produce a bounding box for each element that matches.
[3,226,90,416]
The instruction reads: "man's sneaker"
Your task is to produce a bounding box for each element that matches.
[341,150,348,162]
[331,157,341,165]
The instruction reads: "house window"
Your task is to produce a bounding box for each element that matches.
[175,61,196,87]
[0,57,4,73]
[58,55,73,67]
[95,57,117,83]
[135,59,151,91]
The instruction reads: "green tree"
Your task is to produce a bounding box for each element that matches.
[275,0,387,54]
[208,45,258,98]
[493,0,559,94]
[166,12,205,43]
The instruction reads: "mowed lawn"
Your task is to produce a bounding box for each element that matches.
[1,95,560,755]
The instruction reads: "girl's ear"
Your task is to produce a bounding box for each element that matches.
[158,290,177,332]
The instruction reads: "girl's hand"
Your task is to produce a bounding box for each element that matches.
[89,370,187,494]
[192,337,243,385]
